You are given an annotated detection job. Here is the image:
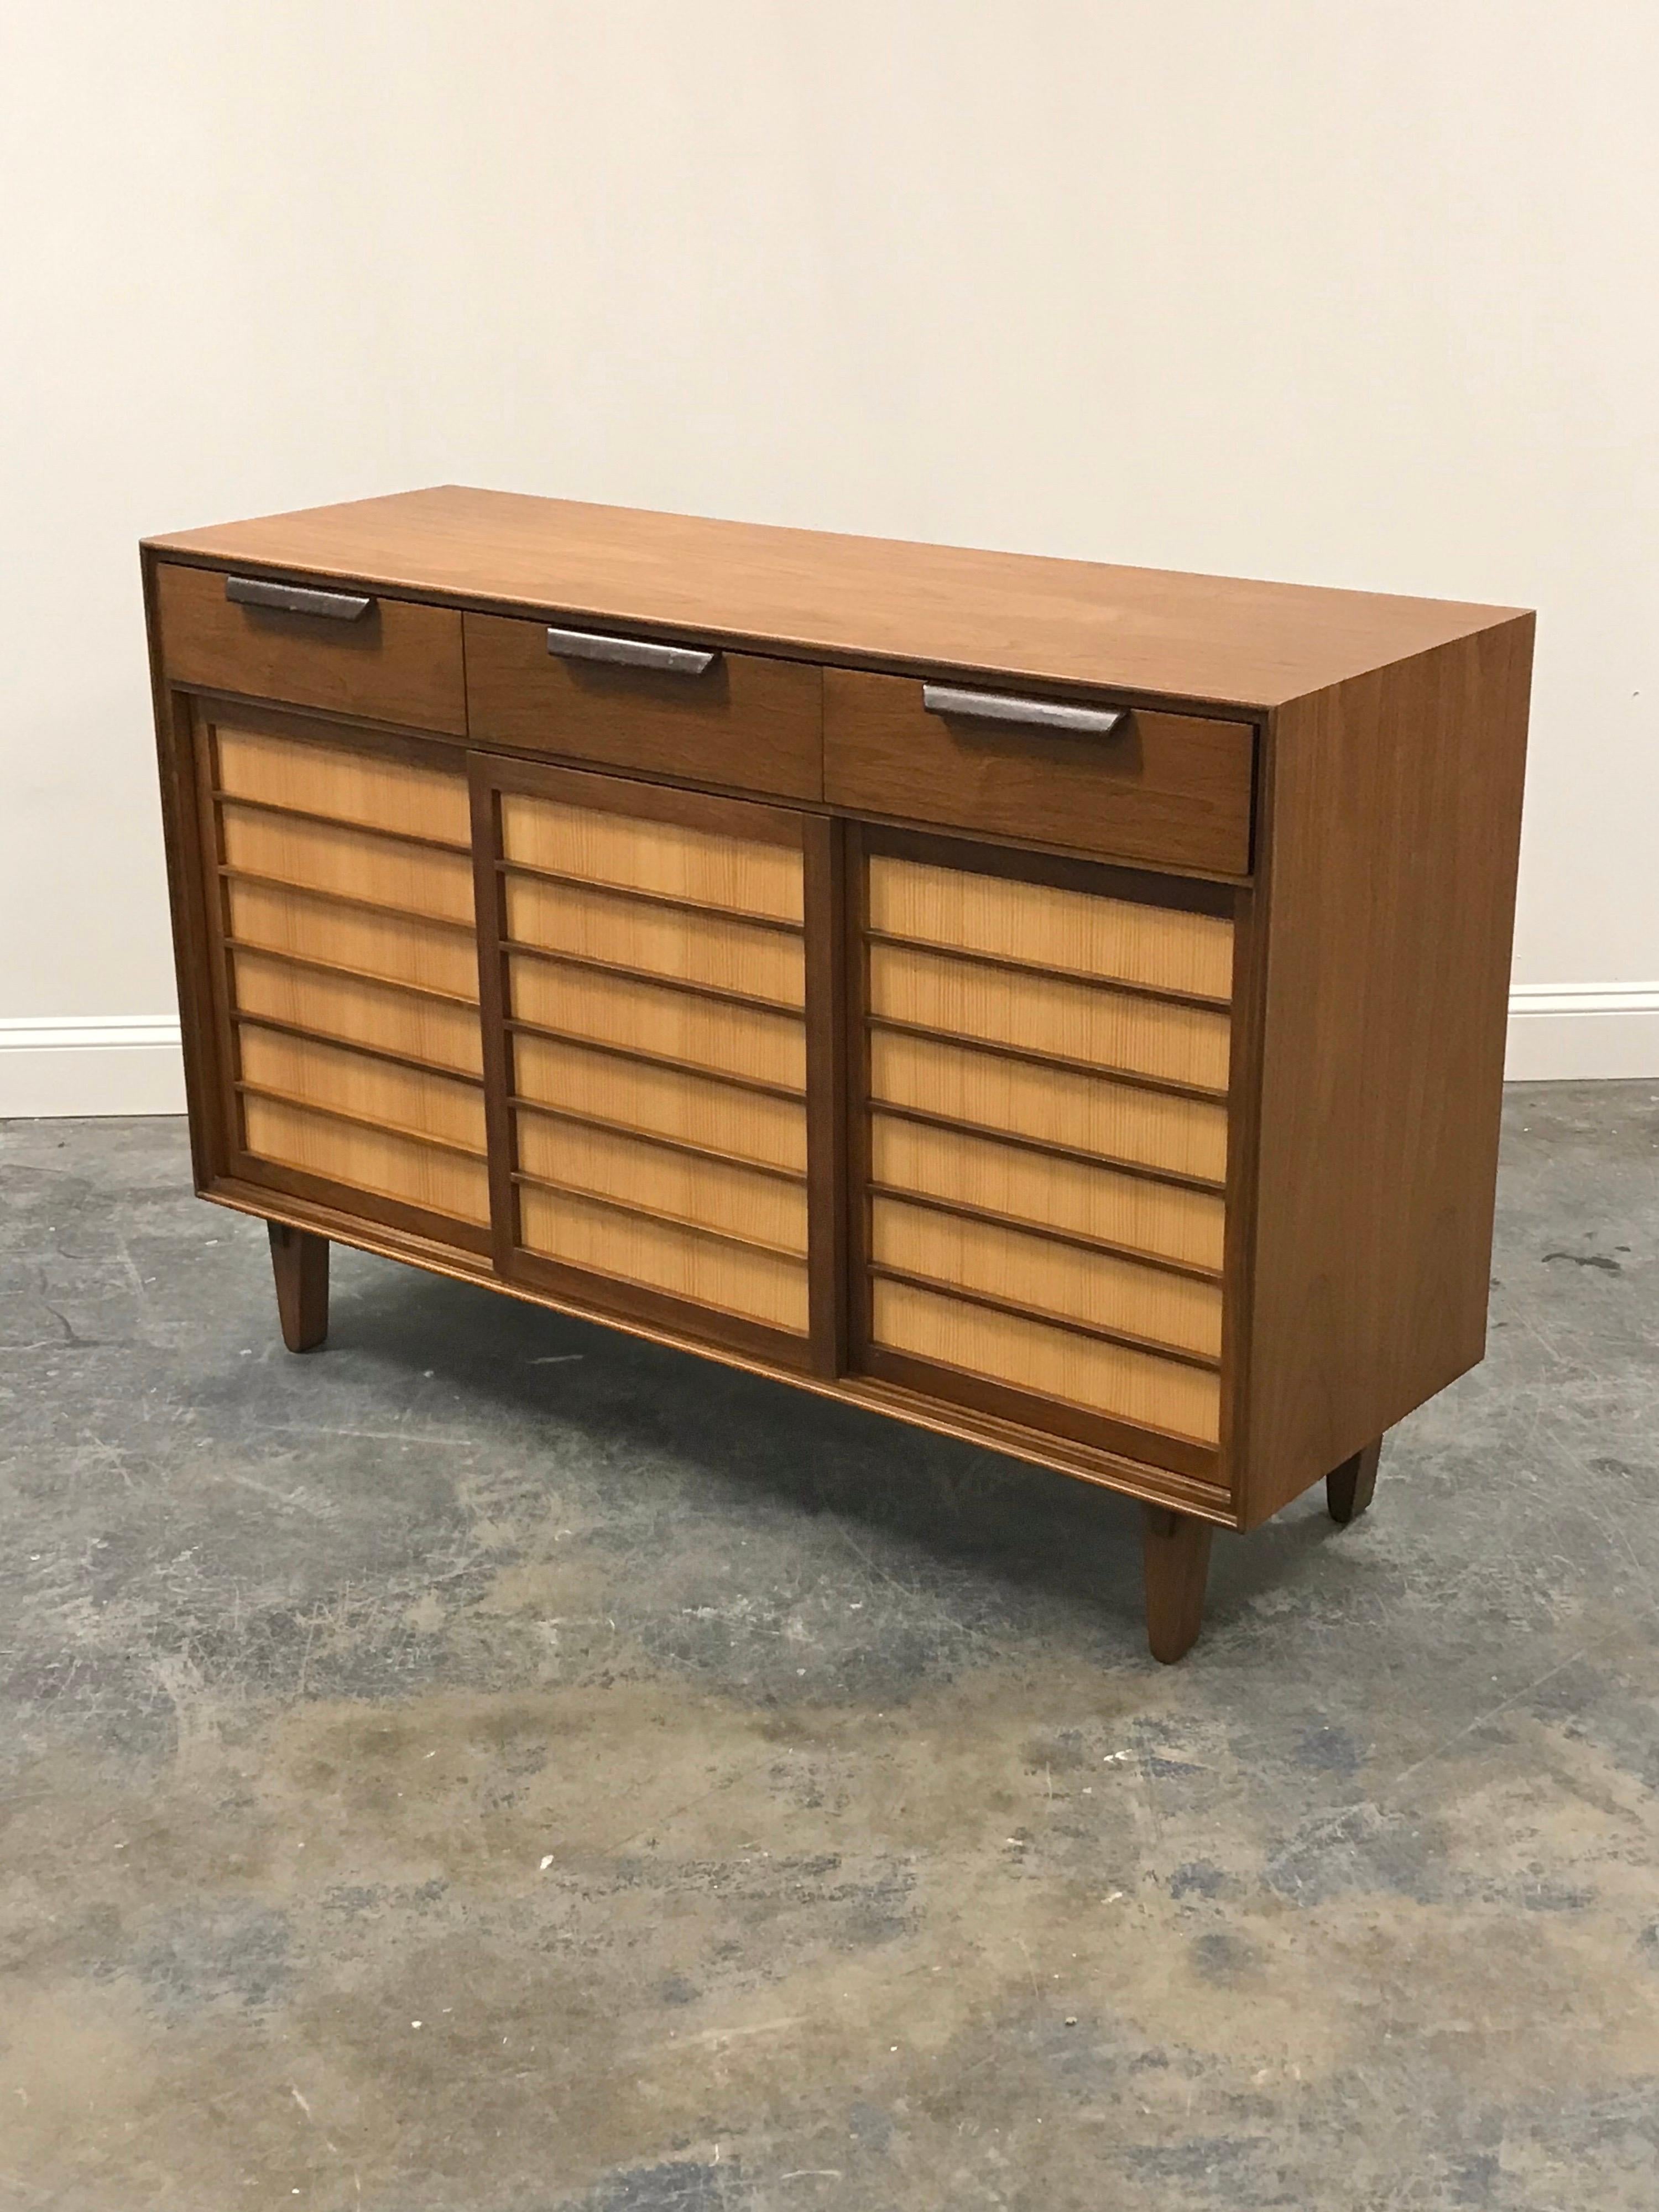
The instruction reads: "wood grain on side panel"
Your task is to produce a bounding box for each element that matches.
[1240,617,1535,1526]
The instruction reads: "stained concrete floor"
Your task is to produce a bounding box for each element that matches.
[1,1085,1655,2212]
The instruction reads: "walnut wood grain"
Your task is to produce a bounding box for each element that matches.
[268,1221,328,1352]
[464,611,821,801]
[1239,617,1534,1526]
[1143,1508,1213,1663]
[143,488,1535,1644]
[155,559,465,734]
[1327,1437,1383,1525]
[827,671,1256,877]
[147,486,1524,713]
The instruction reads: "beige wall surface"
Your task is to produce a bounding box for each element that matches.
[2,2,1655,1102]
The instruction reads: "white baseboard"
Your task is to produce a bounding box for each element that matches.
[1503,984,1659,1081]
[1,989,1656,1118]
[0,1016,186,1118]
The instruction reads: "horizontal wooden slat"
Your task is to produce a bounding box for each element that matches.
[508,940,801,1017]
[518,1183,808,1333]
[239,1084,483,1160]
[237,1027,486,1153]
[865,932,1223,1011]
[870,1112,1224,1271]
[514,1032,806,1171]
[871,1198,1222,1360]
[220,805,474,924]
[221,794,468,855]
[242,1095,489,1225]
[500,794,804,921]
[872,1277,1220,1444]
[233,950,483,1076]
[504,862,802,934]
[517,1098,804,1181]
[225,878,482,1000]
[504,876,804,1007]
[869,943,1230,1093]
[869,1031,1229,1182]
[215,724,471,846]
[507,956,805,1090]
[515,1115,807,1254]
[224,938,473,1010]
[869,855,1234,1001]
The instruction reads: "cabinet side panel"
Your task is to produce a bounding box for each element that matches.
[1242,617,1534,1525]
[143,553,228,1188]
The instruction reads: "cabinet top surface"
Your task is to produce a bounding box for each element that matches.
[146,484,1527,711]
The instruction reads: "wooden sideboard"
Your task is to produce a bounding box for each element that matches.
[141,487,1533,1659]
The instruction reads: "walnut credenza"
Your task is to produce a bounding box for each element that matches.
[141,488,1533,1659]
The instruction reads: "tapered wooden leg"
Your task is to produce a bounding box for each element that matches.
[1142,1507,1213,1663]
[268,1222,329,1352]
[1326,1437,1382,1525]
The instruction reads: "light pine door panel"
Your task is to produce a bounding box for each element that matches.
[196,707,491,1251]
[474,757,826,1366]
[853,833,1235,1479]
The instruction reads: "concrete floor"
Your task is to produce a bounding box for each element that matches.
[1,1085,1655,2212]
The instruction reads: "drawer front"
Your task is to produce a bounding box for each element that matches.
[825,669,1254,877]
[851,830,1236,1486]
[463,612,821,801]
[156,562,466,735]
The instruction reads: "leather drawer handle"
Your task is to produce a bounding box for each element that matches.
[922,682,1126,740]
[546,625,718,677]
[226,575,374,621]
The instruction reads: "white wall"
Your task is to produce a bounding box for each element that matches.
[2,1,1655,1110]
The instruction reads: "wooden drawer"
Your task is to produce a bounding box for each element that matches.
[155,562,466,734]
[825,669,1255,876]
[463,612,821,801]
